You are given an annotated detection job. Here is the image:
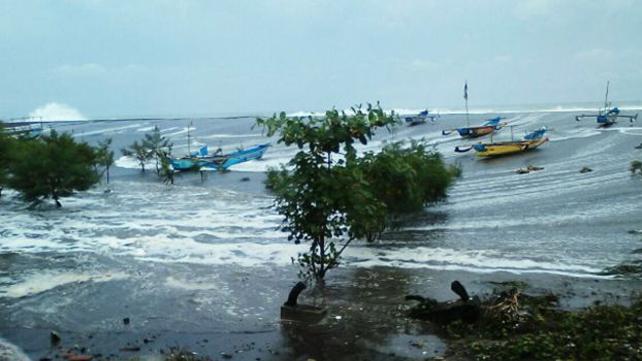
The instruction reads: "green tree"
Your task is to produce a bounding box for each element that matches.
[158,150,175,185]
[8,130,100,207]
[96,138,115,183]
[121,140,150,173]
[259,104,457,282]
[143,126,173,175]
[0,123,14,198]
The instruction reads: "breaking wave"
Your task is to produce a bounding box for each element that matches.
[29,102,87,121]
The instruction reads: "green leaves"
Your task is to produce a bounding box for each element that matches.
[259,104,455,281]
[121,140,149,172]
[7,130,100,207]
[0,123,14,197]
[96,138,115,183]
[359,140,455,215]
[121,126,172,175]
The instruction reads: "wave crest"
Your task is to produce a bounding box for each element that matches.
[29,102,87,121]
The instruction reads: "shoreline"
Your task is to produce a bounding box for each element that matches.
[2,265,640,361]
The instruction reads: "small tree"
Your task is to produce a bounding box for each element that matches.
[158,150,175,185]
[259,105,457,281]
[121,140,150,173]
[143,126,173,175]
[96,138,115,183]
[258,104,392,281]
[8,130,100,207]
[631,160,642,175]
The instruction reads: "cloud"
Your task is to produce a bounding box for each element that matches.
[29,102,87,121]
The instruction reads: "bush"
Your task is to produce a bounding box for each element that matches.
[359,140,455,215]
[7,130,100,207]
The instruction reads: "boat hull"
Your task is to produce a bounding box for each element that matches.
[474,137,548,157]
[457,126,496,138]
[170,143,270,171]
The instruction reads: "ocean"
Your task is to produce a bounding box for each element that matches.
[1,108,641,359]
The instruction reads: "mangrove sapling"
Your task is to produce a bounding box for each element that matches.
[143,126,173,175]
[158,150,175,185]
[96,138,115,184]
[7,130,100,207]
[258,104,456,281]
[121,140,150,173]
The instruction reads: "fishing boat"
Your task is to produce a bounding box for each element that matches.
[442,116,505,138]
[575,81,638,127]
[455,127,548,157]
[442,82,504,138]
[405,110,439,126]
[169,126,270,172]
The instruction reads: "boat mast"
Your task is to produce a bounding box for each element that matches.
[464,81,470,127]
[187,121,192,155]
[603,80,610,113]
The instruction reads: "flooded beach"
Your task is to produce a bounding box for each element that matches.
[1,110,641,360]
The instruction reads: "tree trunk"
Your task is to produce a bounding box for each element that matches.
[106,167,110,184]
[318,233,326,280]
[284,282,307,306]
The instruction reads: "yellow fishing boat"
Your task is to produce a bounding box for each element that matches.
[455,127,548,158]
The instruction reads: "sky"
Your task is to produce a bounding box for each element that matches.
[1,0,641,119]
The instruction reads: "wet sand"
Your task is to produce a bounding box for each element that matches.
[2,264,640,361]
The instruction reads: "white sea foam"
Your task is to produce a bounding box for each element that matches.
[29,102,87,121]
[73,123,144,137]
[0,272,129,299]
[199,133,263,139]
[114,155,157,169]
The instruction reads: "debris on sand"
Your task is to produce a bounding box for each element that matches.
[516,165,544,174]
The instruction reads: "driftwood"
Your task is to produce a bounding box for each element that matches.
[406,280,481,324]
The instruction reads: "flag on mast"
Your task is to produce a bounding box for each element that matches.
[464,81,468,100]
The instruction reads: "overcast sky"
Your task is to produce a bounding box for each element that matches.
[1,0,641,119]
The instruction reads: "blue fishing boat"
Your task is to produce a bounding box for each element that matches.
[575,81,638,127]
[442,82,505,138]
[442,117,505,138]
[170,143,270,171]
[404,110,439,126]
